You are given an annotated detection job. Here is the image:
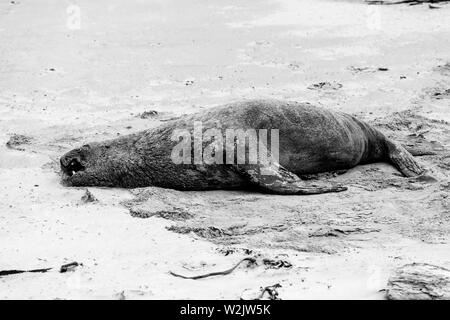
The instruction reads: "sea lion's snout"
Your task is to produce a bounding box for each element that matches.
[60,155,85,176]
[60,145,91,178]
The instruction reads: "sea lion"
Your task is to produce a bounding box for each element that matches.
[60,99,425,194]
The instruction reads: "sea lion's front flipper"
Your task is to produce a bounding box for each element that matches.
[386,139,425,177]
[234,162,347,195]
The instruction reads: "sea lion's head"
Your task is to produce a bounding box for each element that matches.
[60,137,141,187]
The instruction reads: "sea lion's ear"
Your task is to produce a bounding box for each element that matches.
[233,162,347,195]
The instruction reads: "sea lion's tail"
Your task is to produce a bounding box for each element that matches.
[385,139,425,177]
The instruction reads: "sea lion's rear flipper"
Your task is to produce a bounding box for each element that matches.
[386,139,425,177]
[234,162,347,195]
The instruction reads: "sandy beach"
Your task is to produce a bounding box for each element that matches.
[1,0,449,299]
